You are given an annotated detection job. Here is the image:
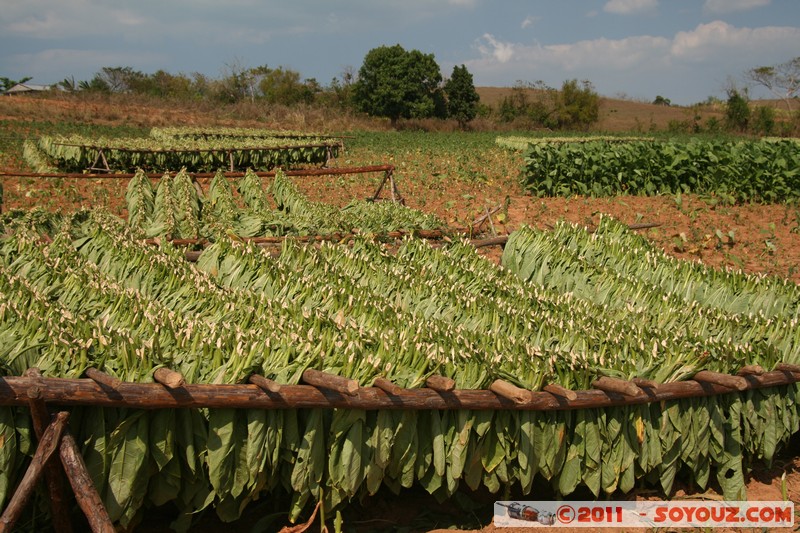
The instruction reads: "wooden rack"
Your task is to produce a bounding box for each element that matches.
[2,364,798,532]
[2,364,798,412]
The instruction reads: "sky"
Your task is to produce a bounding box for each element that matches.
[1,0,798,105]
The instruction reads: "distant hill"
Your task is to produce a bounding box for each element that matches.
[477,86,724,133]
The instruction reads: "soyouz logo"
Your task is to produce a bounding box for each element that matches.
[494,501,795,528]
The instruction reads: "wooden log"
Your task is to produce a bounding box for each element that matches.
[59,432,115,533]
[692,370,748,391]
[153,367,186,389]
[302,369,359,396]
[0,372,798,411]
[627,222,662,230]
[84,368,121,390]
[489,379,529,404]
[25,388,74,533]
[425,375,456,392]
[592,376,643,397]
[543,383,578,401]
[775,362,800,374]
[372,377,405,396]
[249,374,282,393]
[22,367,43,380]
[737,365,765,376]
[0,164,394,181]
[631,377,659,389]
[471,235,509,248]
[0,412,69,532]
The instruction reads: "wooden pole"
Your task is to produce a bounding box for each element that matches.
[425,375,456,392]
[372,377,405,396]
[1,371,798,411]
[249,374,282,394]
[592,376,644,397]
[692,370,748,391]
[302,369,359,396]
[775,362,800,375]
[0,164,395,181]
[471,236,509,248]
[153,368,186,389]
[542,383,578,401]
[0,412,70,533]
[736,365,765,376]
[84,368,121,390]
[59,432,115,533]
[489,379,529,404]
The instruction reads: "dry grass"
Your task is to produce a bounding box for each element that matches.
[1,88,796,135]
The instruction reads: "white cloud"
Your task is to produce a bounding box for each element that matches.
[521,15,540,29]
[472,33,669,73]
[703,0,770,14]
[603,0,658,15]
[476,33,515,63]
[671,20,800,62]
[466,21,800,103]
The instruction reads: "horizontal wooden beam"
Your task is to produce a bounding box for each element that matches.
[0,370,797,411]
[0,164,394,180]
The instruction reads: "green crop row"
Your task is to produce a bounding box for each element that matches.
[32,135,340,173]
[149,126,330,142]
[126,168,445,239]
[496,135,654,151]
[521,139,800,202]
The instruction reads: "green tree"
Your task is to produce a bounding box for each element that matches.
[444,65,480,129]
[725,89,750,132]
[126,70,194,99]
[353,44,443,126]
[751,105,776,136]
[259,67,317,105]
[553,79,600,129]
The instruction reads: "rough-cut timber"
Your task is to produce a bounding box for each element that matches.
[0,412,69,532]
[0,371,798,411]
[59,432,115,533]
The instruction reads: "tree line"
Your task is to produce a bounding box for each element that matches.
[6,44,603,130]
[7,45,795,132]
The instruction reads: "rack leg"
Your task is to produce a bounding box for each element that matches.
[0,412,69,532]
[59,432,115,533]
[25,374,74,533]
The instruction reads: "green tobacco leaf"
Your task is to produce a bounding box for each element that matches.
[105,411,150,525]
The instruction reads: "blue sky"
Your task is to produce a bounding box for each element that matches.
[1,0,798,105]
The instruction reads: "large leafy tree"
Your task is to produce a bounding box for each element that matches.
[445,64,480,129]
[353,44,443,126]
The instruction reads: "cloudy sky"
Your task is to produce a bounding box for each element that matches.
[1,0,798,105]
